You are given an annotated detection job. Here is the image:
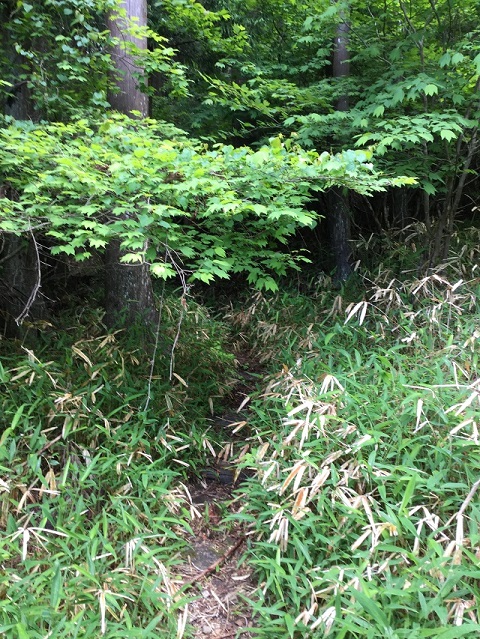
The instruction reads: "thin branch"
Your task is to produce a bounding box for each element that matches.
[143,245,168,413]
[0,242,26,265]
[15,228,42,326]
[166,246,191,381]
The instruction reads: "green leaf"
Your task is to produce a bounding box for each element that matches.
[399,473,418,513]
[11,404,26,429]
[15,624,30,639]
[324,332,335,346]
[355,133,375,147]
[424,84,438,96]
[439,129,457,142]
[350,588,390,629]
[439,52,451,67]
[50,561,63,610]
[421,626,480,638]
[474,53,480,74]
[451,52,464,65]
[270,137,283,150]
[392,87,405,104]
[422,182,436,195]
[150,263,176,279]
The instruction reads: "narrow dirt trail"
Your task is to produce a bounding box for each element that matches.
[176,362,263,638]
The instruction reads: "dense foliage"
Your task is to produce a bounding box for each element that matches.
[159,0,480,262]
[231,229,480,637]
[0,114,411,290]
[1,0,480,637]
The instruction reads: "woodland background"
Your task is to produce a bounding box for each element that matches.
[0,1,479,638]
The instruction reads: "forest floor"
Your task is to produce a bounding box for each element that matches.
[176,366,261,637]
[3,232,480,638]
[177,478,255,638]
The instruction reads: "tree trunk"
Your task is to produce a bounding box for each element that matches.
[327,187,352,284]
[104,240,157,329]
[328,9,352,284]
[332,20,350,111]
[4,81,34,120]
[107,0,149,116]
[105,0,157,331]
[0,18,45,336]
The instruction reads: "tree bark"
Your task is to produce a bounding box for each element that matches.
[327,187,352,283]
[0,13,45,336]
[107,0,149,116]
[104,239,157,329]
[105,0,157,331]
[4,81,34,120]
[332,20,350,111]
[328,9,353,284]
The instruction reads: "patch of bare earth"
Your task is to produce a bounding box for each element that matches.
[178,481,256,638]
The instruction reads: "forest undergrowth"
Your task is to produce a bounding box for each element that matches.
[1,224,480,638]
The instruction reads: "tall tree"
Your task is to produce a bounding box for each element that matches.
[107,0,148,116]
[105,0,157,330]
[327,6,353,283]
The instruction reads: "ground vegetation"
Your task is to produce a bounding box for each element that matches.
[0,0,479,637]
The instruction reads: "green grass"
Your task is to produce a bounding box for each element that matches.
[0,294,237,638]
[1,225,480,638]
[226,227,480,637]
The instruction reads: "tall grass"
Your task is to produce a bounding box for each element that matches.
[0,294,237,638]
[228,226,480,637]
[1,226,479,638]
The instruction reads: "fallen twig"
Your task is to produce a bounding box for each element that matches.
[182,536,246,589]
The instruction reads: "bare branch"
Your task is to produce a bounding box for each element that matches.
[15,229,42,326]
